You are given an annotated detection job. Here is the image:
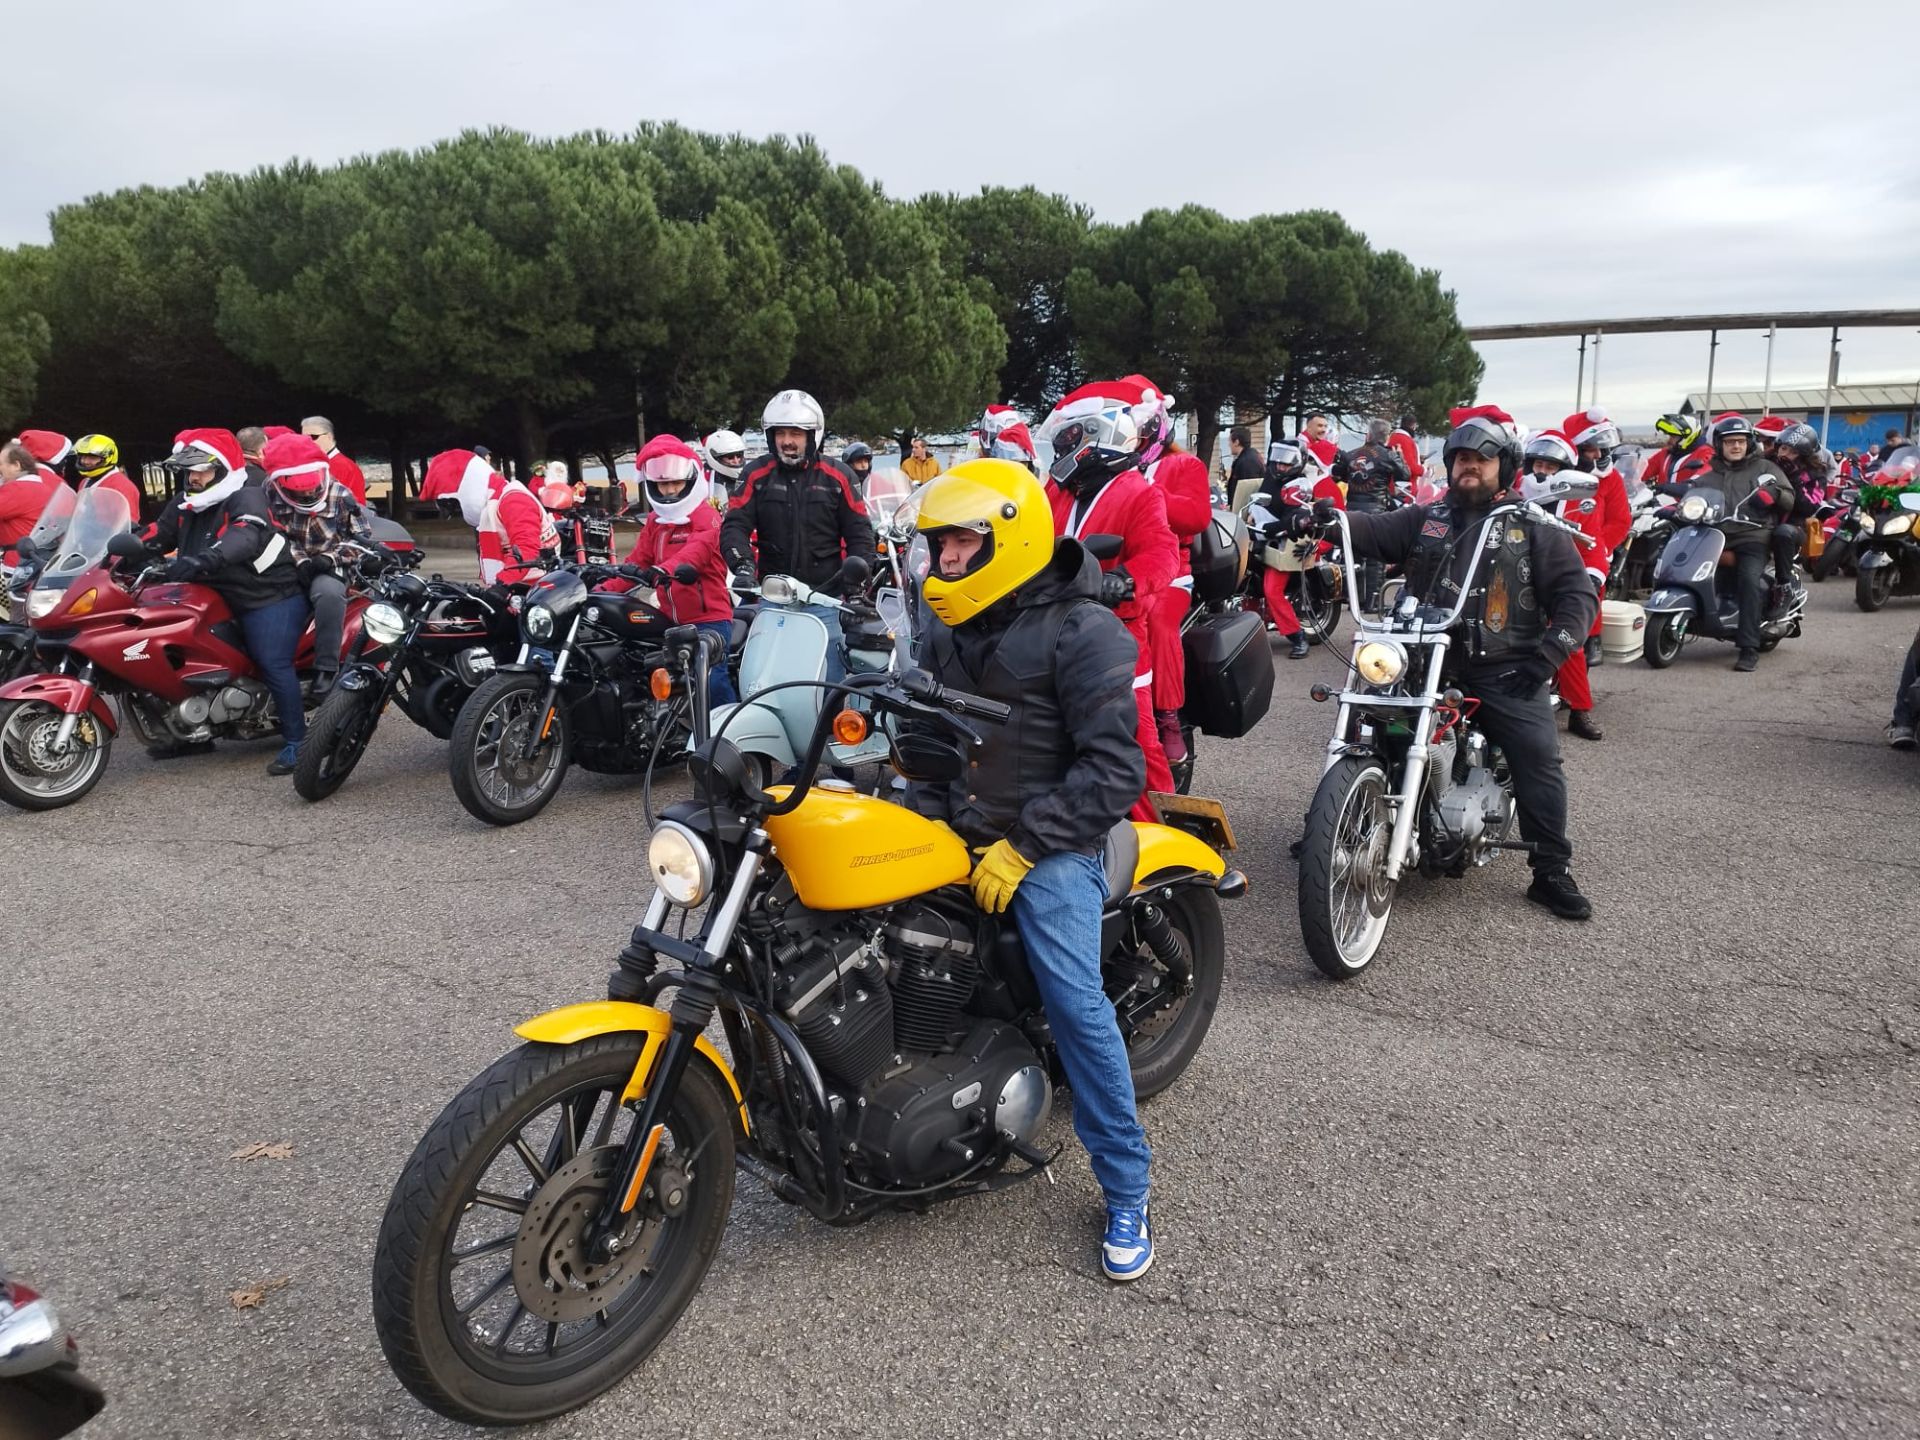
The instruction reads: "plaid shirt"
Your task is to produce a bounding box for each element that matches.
[264,480,373,559]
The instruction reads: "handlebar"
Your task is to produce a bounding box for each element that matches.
[897,668,1013,724]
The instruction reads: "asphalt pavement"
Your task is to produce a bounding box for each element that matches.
[3,568,1916,1440]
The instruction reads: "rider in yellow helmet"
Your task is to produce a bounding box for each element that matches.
[71,433,144,515]
[909,457,1157,1282]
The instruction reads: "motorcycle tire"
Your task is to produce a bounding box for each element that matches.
[449,672,571,826]
[372,1034,735,1426]
[0,699,112,811]
[1856,566,1894,613]
[1811,538,1850,582]
[1297,755,1396,980]
[294,685,382,802]
[1643,613,1685,669]
[1118,885,1225,1099]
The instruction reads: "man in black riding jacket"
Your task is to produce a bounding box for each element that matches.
[1301,405,1598,920]
[905,457,1156,1283]
[1334,418,1410,606]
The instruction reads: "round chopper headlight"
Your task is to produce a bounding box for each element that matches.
[362,601,407,646]
[524,604,555,641]
[647,822,713,907]
[1354,640,1408,687]
[1678,494,1708,523]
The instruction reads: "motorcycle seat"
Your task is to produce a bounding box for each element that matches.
[1102,821,1139,905]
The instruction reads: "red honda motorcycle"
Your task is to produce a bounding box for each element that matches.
[0,487,369,810]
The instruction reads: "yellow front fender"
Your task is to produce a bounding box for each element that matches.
[515,1001,749,1135]
[1130,822,1226,891]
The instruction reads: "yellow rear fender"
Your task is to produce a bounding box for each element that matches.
[515,1001,749,1136]
[1129,821,1226,891]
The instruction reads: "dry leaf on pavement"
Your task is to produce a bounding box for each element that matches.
[229,1141,295,1161]
[229,1277,291,1310]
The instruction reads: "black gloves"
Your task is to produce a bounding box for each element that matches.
[732,564,756,586]
[672,563,700,586]
[296,554,336,584]
[165,553,209,583]
[636,565,668,587]
[1098,567,1135,607]
[1496,652,1559,697]
[1287,498,1339,537]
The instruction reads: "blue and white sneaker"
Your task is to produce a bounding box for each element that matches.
[1101,1201,1154,1282]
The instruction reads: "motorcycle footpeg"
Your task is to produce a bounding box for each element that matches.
[1007,1140,1063,1185]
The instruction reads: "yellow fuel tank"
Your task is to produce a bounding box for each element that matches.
[763,787,971,910]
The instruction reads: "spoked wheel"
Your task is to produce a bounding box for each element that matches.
[449,673,569,826]
[0,700,112,811]
[1643,612,1685,668]
[1108,886,1225,1098]
[1291,571,1343,646]
[293,685,382,801]
[372,1034,736,1426]
[1297,756,1396,979]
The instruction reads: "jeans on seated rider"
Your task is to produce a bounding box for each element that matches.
[259,432,373,700]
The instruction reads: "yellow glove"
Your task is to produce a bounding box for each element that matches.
[970,839,1034,914]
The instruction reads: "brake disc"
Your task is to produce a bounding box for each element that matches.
[510,1146,666,1323]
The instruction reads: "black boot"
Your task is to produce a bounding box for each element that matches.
[1567,708,1603,742]
[1526,870,1592,921]
[312,668,338,700]
[1286,632,1310,659]
[1733,649,1759,673]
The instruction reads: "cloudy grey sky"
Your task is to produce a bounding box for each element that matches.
[7,0,1917,432]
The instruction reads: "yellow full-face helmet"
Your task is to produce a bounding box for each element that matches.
[913,458,1056,627]
[73,433,119,479]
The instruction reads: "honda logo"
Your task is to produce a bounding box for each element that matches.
[121,638,150,662]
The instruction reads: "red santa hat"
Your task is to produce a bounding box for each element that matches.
[168,427,248,512]
[1306,437,1339,470]
[1560,406,1621,450]
[1449,404,1517,429]
[262,424,296,441]
[1753,415,1791,437]
[979,404,1037,462]
[422,448,507,528]
[262,432,331,493]
[15,429,71,465]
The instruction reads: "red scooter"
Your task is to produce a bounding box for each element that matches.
[0,488,369,810]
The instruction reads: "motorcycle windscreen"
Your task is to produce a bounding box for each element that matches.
[737,608,831,699]
[1654,524,1725,585]
[38,486,132,591]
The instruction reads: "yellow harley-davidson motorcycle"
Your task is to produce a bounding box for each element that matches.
[371,637,1243,1424]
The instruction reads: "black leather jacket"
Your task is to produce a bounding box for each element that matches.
[145,486,302,614]
[1335,442,1411,504]
[719,456,875,590]
[908,540,1143,857]
[1346,495,1597,674]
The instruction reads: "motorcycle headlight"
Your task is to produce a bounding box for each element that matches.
[26,588,61,620]
[1354,640,1407,687]
[1882,514,1914,537]
[362,601,407,646]
[1679,494,1708,523]
[1857,514,1876,536]
[453,645,496,687]
[647,822,713,907]
[525,604,555,641]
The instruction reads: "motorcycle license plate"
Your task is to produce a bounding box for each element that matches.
[1147,792,1237,852]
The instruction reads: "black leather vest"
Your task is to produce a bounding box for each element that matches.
[924,596,1090,848]
[1402,502,1545,668]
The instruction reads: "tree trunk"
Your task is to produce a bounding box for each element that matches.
[515,397,547,477]
[1193,396,1225,474]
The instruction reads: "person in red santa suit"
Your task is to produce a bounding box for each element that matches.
[606,436,738,707]
[420,449,558,586]
[1389,417,1423,498]
[1522,421,1627,742]
[978,405,1039,471]
[1040,381,1179,817]
[1753,413,1791,465]
[1122,375,1212,766]
[1252,434,1345,656]
[12,429,74,489]
[300,415,367,507]
[0,440,54,566]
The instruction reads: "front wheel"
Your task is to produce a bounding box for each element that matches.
[1111,886,1225,1098]
[1297,756,1396,979]
[372,1034,736,1426]
[0,700,111,811]
[1856,564,1894,613]
[1811,538,1850,582]
[449,673,570,826]
[293,684,382,801]
[1643,611,1685,668]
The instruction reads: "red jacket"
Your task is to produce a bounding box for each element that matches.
[1389,430,1422,489]
[1047,470,1178,634]
[1558,469,1633,585]
[0,474,52,562]
[1643,443,1709,488]
[1144,451,1212,580]
[480,483,555,584]
[616,504,732,623]
[325,449,367,506]
[93,469,142,518]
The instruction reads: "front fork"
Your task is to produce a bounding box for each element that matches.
[520,618,578,763]
[50,661,97,752]
[584,844,765,1262]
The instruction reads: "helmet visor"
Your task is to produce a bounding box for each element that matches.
[1445,416,1511,459]
[640,453,700,486]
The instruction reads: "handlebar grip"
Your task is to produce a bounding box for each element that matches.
[950,693,1012,724]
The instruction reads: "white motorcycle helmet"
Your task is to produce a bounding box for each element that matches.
[704,429,747,483]
[762,390,826,468]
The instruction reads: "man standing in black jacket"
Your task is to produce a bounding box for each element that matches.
[906,457,1156,1282]
[1311,406,1598,920]
[1335,418,1412,607]
[720,389,873,678]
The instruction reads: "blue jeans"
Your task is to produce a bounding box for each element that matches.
[1010,850,1151,1207]
[238,592,311,745]
[694,620,737,707]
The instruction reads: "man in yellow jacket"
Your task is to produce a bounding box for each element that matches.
[901,434,942,485]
